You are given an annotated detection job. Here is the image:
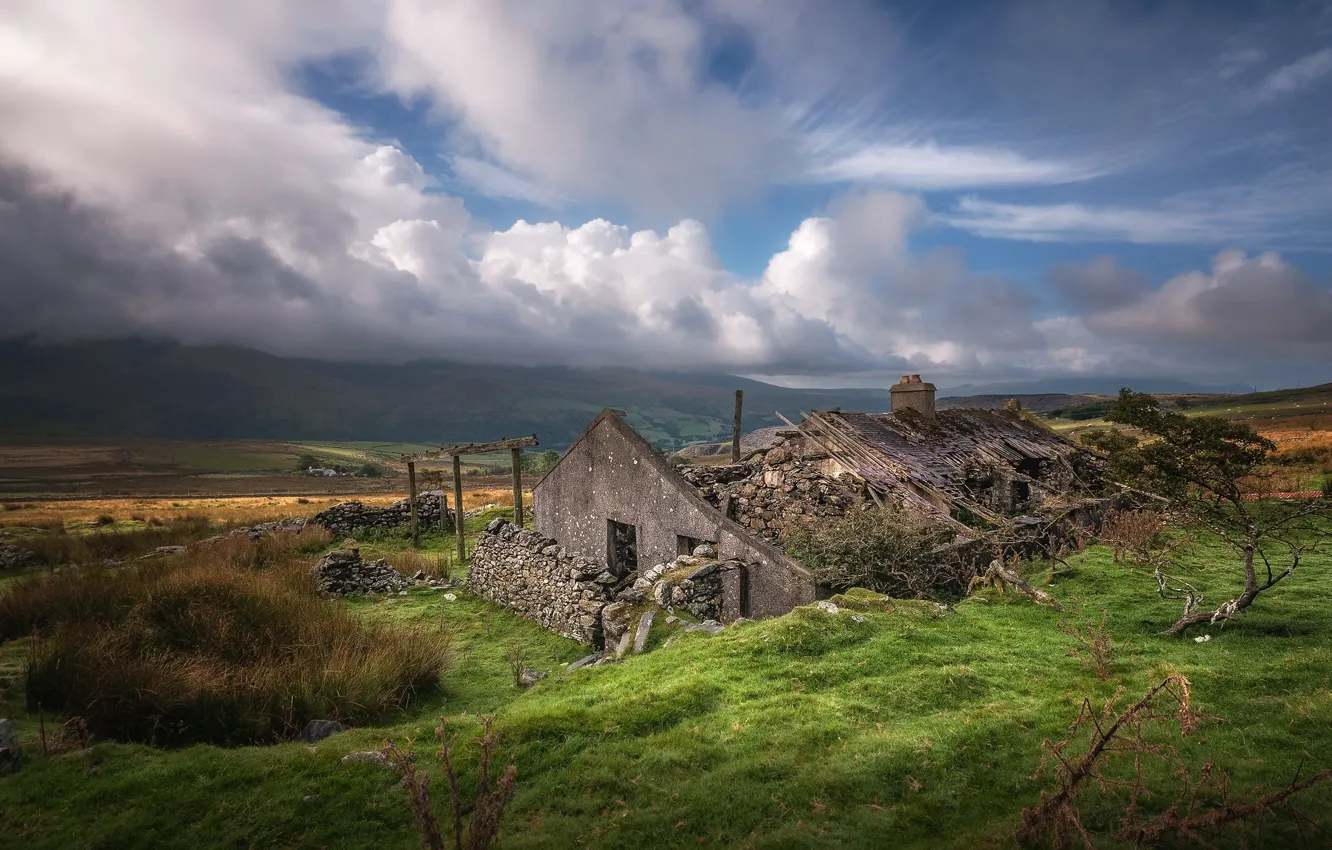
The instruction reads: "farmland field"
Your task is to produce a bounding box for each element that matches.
[0,437,533,499]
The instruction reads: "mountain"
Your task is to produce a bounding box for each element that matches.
[0,340,1252,451]
[0,339,900,450]
[939,377,1251,396]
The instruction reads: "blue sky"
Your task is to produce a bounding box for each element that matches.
[2,0,1330,388]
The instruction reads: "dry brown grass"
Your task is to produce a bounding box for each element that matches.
[1,487,524,529]
[14,528,450,746]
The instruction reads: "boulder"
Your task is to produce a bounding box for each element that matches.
[518,669,547,688]
[298,719,349,743]
[341,751,390,768]
[0,719,19,775]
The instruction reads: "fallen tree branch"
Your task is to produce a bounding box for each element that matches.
[969,559,1063,610]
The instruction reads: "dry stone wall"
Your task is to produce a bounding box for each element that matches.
[312,493,454,537]
[468,519,617,645]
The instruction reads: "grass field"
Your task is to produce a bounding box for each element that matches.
[1,496,1330,847]
[0,437,547,499]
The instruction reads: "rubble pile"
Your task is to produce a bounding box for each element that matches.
[312,546,414,596]
[678,436,865,541]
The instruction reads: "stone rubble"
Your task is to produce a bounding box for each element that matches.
[677,436,866,542]
[0,544,42,571]
[312,547,414,597]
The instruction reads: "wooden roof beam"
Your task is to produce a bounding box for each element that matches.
[402,435,538,462]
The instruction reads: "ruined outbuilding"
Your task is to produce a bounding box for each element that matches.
[469,376,1102,644]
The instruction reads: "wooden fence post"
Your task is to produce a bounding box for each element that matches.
[732,389,744,463]
[407,461,419,547]
[511,447,524,529]
[453,454,465,563]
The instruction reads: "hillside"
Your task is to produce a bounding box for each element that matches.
[0,340,1089,452]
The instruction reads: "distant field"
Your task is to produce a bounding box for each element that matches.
[1042,383,1332,491]
[0,437,533,499]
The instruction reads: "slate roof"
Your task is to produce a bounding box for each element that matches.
[797,407,1098,524]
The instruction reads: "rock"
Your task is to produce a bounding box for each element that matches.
[615,587,644,603]
[298,719,349,743]
[682,621,724,635]
[652,580,674,607]
[687,563,721,581]
[691,543,717,559]
[442,593,457,602]
[632,610,656,654]
[411,570,425,581]
[614,629,633,660]
[567,654,600,672]
[0,544,42,571]
[632,577,653,592]
[518,668,547,688]
[601,601,633,648]
[341,751,390,768]
[813,600,840,615]
[0,719,20,775]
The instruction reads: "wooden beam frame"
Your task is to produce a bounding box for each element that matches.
[407,461,420,547]
[402,435,538,463]
[453,454,465,563]
[511,447,524,529]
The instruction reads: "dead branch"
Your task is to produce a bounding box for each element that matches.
[970,559,1063,610]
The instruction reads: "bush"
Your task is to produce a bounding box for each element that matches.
[784,507,970,599]
[358,463,384,478]
[11,531,448,745]
[1323,477,1332,499]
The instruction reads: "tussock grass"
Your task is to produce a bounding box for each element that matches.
[11,515,216,567]
[9,529,449,746]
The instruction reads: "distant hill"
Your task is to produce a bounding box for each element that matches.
[2,340,1311,451]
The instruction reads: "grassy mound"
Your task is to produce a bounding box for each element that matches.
[9,531,450,746]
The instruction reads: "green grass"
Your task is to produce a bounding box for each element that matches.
[2,526,1331,847]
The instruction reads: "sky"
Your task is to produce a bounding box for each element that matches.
[1,0,1330,390]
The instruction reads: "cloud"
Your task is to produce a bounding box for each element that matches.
[1086,250,1332,350]
[801,143,1101,190]
[448,157,566,207]
[1244,47,1332,104]
[1047,256,1151,310]
[374,0,786,218]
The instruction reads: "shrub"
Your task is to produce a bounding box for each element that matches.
[12,531,448,745]
[95,514,115,526]
[784,507,969,599]
[1098,508,1164,564]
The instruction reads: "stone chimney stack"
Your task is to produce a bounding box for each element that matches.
[889,373,937,418]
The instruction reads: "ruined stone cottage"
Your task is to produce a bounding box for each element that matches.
[468,376,1101,646]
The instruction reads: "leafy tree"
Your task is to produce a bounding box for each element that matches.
[358,463,384,478]
[518,449,560,475]
[294,452,319,471]
[1088,389,1331,635]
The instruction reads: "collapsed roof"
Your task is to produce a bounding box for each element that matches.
[792,407,1102,528]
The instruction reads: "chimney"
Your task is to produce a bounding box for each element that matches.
[890,373,937,418]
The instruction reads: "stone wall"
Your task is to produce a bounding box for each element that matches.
[468,519,617,645]
[678,436,866,543]
[312,492,454,537]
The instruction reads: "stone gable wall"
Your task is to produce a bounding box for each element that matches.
[468,519,617,645]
